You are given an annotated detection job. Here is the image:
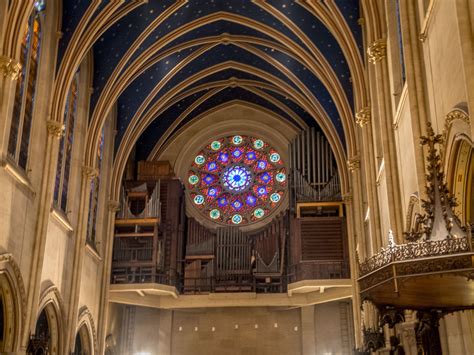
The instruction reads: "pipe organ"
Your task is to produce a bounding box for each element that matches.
[183,213,288,294]
[289,127,341,205]
[111,177,184,286]
[288,128,349,281]
[111,130,350,294]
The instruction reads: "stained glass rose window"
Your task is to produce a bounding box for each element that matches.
[187,135,287,225]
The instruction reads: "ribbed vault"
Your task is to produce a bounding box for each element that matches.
[43,0,366,200]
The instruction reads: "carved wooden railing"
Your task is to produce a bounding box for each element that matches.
[359,236,472,276]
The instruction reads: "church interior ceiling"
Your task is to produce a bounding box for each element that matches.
[57,0,363,161]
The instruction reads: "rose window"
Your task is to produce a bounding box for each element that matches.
[187,135,287,225]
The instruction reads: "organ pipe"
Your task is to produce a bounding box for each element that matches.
[290,129,341,202]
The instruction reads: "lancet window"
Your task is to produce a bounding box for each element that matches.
[7,1,45,169]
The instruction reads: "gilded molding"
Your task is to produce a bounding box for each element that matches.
[347,157,360,172]
[46,120,64,138]
[367,39,386,64]
[82,165,98,179]
[355,107,371,127]
[0,56,22,80]
[108,200,120,212]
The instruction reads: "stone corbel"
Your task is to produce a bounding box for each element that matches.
[107,200,120,212]
[367,39,386,64]
[355,107,371,127]
[46,120,64,139]
[342,193,353,204]
[347,157,361,172]
[0,56,22,80]
[82,165,98,179]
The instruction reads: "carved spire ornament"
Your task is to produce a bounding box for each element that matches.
[367,39,386,64]
[355,107,371,127]
[0,56,22,80]
[403,122,468,242]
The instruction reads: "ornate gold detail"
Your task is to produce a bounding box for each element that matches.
[367,39,386,64]
[46,120,64,138]
[82,165,98,179]
[355,107,371,127]
[357,18,365,26]
[0,56,22,80]
[359,237,471,277]
[347,157,360,172]
[108,200,120,212]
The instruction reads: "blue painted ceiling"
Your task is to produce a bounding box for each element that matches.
[58,0,362,160]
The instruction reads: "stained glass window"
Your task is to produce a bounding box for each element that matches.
[187,135,287,225]
[86,128,105,246]
[53,72,79,212]
[7,3,45,169]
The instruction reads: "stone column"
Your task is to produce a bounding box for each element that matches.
[300,305,316,355]
[342,192,362,348]
[158,310,173,355]
[397,311,418,355]
[97,199,120,354]
[21,119,63,350]
[367,38,404,243]
[64,165,97,353]
[356,107,382,254]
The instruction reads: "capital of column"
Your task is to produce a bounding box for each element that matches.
[0,56,22,80]
[108,200,120,212]
[342,193,353,204]
[46,120,64,138]
[347,157,360,172]
[355,107,371,127]
[367,39,386,64]
[82,165,98,179]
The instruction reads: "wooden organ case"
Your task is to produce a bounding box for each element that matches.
[111,169,185,287]
[111,127,350,295]
[288,128,350,282]
[183,214,288,294]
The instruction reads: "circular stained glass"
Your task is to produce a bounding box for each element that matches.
[187,135,287,225]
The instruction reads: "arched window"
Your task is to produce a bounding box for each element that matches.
[87,129,105,246]
[53,72,79,212]
[7,1,45,170]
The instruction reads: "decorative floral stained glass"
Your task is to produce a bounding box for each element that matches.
[187,135,287,225]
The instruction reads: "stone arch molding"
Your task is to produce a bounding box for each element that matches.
[0,253,27,352]
[37,283,66,355]
[77,305,98,355]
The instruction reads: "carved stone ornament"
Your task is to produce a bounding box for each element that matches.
[342,193,353,204]
[82,165,98,179]
[367,39,386,64]
[0,56,22,80]
[46,120,64,138]
[403,122,468,242]
[347,157,360,172]
[441,109,470,158]
[108,200,120,212]
[355,107,371,127]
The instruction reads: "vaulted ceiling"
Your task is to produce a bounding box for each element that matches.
[57,0,364,163]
